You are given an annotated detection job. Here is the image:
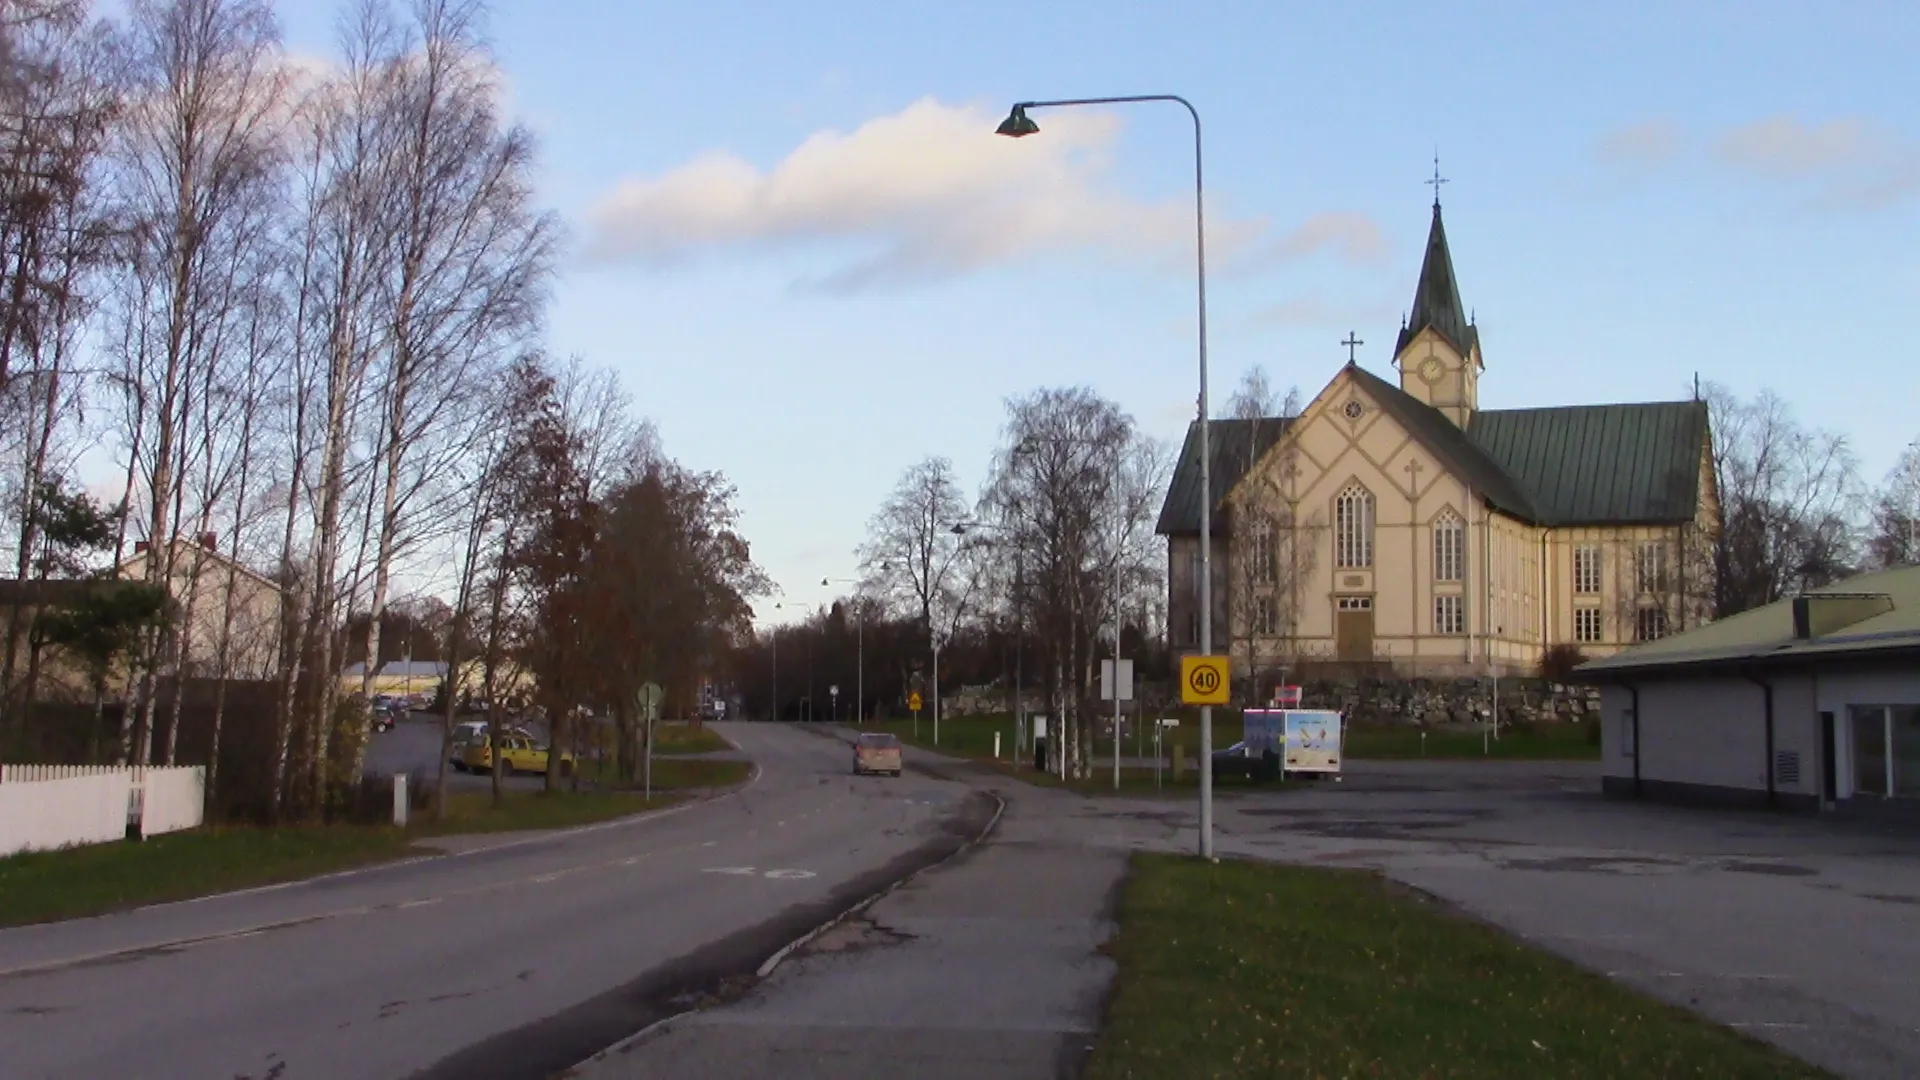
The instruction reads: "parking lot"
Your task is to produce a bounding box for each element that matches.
[361,712,553,792]
[1086,759,1920,1080]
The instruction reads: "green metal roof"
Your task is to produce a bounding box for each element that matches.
[1154,417,1292,535]
[1470,400,1709,526]
[1576,564,1920,678]
[1154,369,1709,535]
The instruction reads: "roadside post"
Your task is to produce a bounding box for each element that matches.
[1180,655,1231,849]
[393,773,408,827]
[638,682,664,801]
[830,684,840,725]
[1101,657,1134,792]
[908,690,923,740]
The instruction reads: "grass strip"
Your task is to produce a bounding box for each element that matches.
[1086,853,1825,1079]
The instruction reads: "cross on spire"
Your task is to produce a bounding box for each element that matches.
[1426,150,1448,207]
[1341,331,1364,364]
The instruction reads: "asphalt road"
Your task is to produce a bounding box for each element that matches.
[0,723,994,1080]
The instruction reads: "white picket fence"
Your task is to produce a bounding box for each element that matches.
[0,764,207,856]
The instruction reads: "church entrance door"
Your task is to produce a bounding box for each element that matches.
[1335,596,1374,661]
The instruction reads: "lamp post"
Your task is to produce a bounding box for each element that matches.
[769,601,783,722]
[823,577,864,726]
[998,95,1214,856]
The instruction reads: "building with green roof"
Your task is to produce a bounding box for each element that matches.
[1157,193,1719,684]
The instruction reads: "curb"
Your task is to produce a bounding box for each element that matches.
[564,788,1008,1073]
[756,789,1006,978]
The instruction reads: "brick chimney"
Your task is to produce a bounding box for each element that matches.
[199,532,218,552]
[134,540,149,554]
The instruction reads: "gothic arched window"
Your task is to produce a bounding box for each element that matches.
[1335,484,1375,569]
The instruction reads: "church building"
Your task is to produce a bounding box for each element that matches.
[1157,194,1719,680]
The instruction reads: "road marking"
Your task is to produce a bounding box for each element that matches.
[762,869,815,880]
[533,873,561,883]
[701,841,717,848]
[398,899,440,909]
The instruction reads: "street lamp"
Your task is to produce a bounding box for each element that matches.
[823,576,865,727]
[998,94,1215,857]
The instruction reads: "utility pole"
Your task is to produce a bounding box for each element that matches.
[1112,444,1123,792]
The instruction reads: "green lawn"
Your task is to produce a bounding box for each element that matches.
[0,758,755,928]
[650,722,733,755]
[1087,854,1826,1079]
[0,826,419,929]
[1345,722,1600,760]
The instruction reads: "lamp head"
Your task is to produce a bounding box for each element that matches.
[995,105,1039,138]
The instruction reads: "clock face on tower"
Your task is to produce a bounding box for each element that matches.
[1418,356,1446,383]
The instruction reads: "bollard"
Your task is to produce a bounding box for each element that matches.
[393,773,409,828]
[994,731,1001,760]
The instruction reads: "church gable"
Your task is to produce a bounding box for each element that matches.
[1342,364,1539,521]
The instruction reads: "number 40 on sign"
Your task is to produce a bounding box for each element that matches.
[1180,655,1230,705]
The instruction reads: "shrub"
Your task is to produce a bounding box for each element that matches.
[1537,644,1588,683]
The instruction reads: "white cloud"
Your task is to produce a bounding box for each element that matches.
[583,98,1384,291]
[1249,291,1398,332]
[1596,119,1680,171]
[1596,114,1920,210]
[1254,212,1389,267]
[1715,115,1882,175]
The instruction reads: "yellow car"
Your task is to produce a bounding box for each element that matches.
[456,731,575,777]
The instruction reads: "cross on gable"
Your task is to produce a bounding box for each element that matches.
[1427,152,1448,206]
[1341,332,1363,364]
[1403,457,1426,495]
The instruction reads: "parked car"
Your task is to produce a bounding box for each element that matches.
[371,705,400,733]
[449,721,536,769]
[852,732,903,777]
[1210,739,1280,782]
[457,731,574,777]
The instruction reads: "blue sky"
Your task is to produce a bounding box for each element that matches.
[276,0,1920,622]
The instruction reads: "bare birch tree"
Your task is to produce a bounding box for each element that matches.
[352,0,557,785]
[111,0,285,763]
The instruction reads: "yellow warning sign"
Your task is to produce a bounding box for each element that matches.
[908,691,923,712]
[1180,655,1230,706]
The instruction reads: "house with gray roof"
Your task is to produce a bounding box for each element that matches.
[1577,565,1920,811]
[1157,194,1720,684]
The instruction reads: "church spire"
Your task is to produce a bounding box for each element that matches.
[1394,182,1475,357]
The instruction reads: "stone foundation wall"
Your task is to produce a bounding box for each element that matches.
[940,676,1601,729]
[1130,675,1600,728]
[1295,676,1601,728]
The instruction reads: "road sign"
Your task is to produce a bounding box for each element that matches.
[1180,655,1230,705]
[636,682,664,717]
[830,685,840,698]
[1099,658,1135,702]
[907,691,923,712]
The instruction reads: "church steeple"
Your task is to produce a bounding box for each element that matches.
[1393,157,1482,428]
[1394,199,1475,357]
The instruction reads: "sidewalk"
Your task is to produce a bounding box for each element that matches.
[568,772,1127,1079]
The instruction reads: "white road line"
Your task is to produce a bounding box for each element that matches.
[0,765,775,978]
